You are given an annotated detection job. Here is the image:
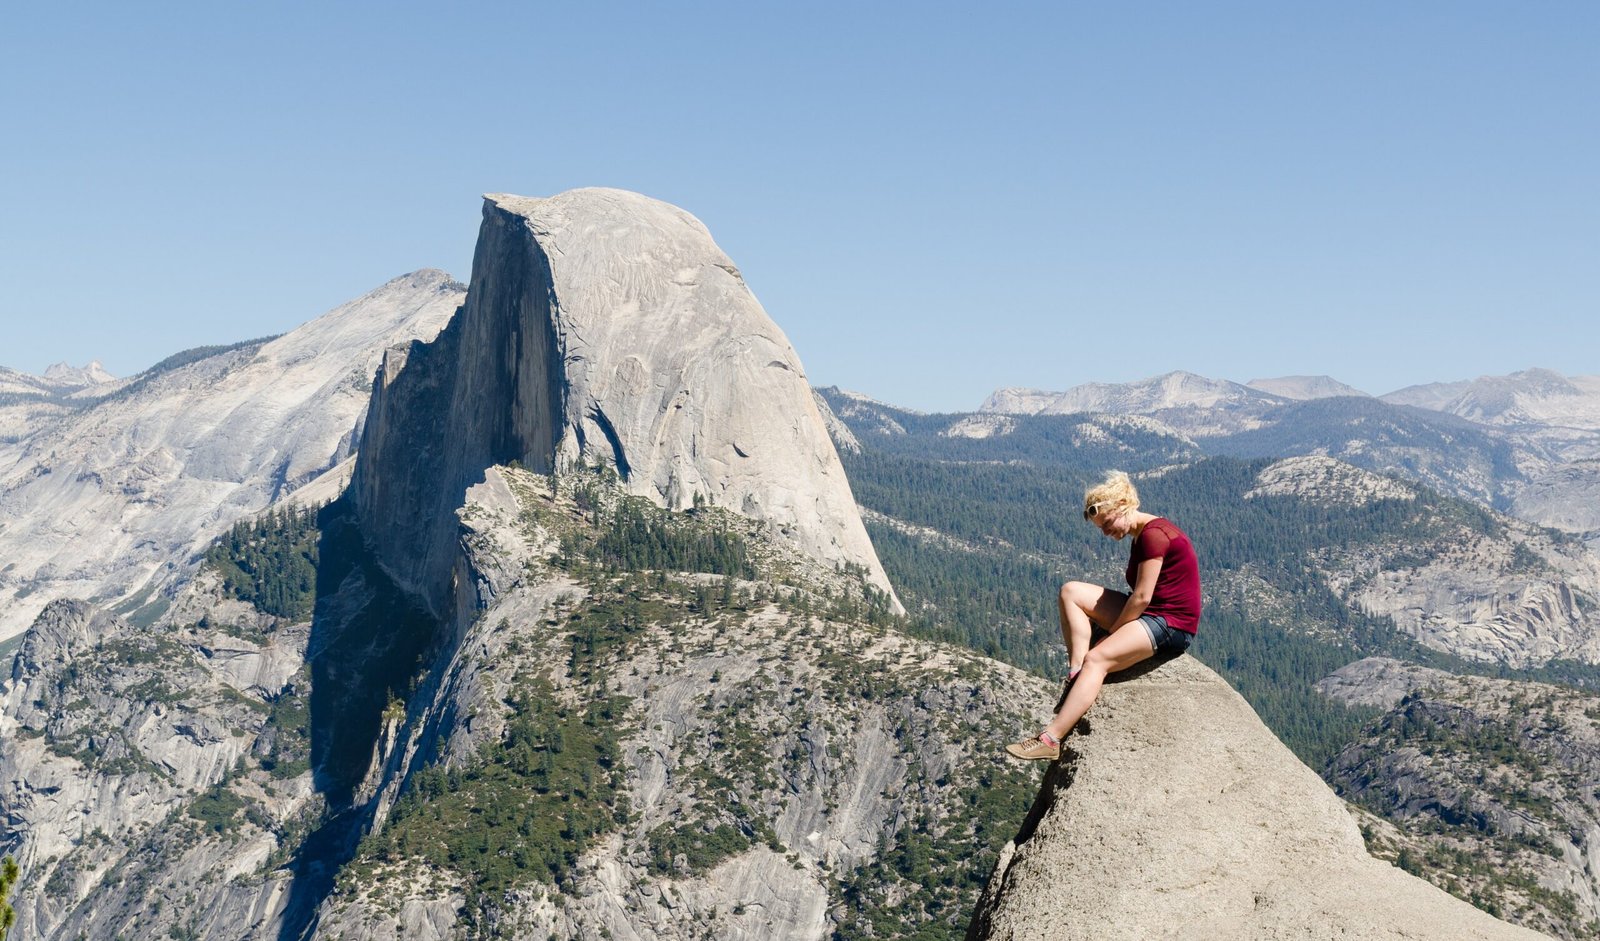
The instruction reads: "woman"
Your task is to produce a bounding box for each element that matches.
[1007,470,1200,760]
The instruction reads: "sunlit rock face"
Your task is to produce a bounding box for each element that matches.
[353,188,899,616]
[0,271,464,641]
[966,656,1549,941]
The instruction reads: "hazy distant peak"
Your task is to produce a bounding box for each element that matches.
[1380,379,1473,410]
[376,268,466,293]
[1246,375,1370,400]
[1381,367,1600,430]
[1503,367,1582,395]
[42,360,117,387]
[979,387,1060,414]
[982,371,1277,417]
[821,386,926,416]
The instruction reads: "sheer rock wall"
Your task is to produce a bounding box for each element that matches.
[352,189,898,618]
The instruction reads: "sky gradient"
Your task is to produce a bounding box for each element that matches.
[3,1,1596,412]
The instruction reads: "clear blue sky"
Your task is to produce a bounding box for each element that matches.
[3,1,1595,412]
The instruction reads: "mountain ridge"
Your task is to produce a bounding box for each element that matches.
[0,269,464,641]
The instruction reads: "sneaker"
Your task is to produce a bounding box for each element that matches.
[1005,735,1060,761]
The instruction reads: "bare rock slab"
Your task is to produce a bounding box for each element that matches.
[968,656,1549,940]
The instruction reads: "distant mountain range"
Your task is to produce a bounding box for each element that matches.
[976,368,1600,545]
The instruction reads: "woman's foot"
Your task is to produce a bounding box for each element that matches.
[1005,732,1061,761]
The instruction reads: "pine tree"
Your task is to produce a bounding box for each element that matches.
[1,855,18,941]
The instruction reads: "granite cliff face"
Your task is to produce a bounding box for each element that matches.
[0,189,928,940]
[0,271,464,641]
[967,657,1548,941]
[0,465,1034,941]
[353,189,897,618]
[1248,456,1600,668]
[0,590,315,941]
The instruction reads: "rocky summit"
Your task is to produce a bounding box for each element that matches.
[353,188,898,618]
[966,656,1548,940]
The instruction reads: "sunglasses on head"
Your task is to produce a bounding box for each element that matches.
[1083,502,1106,521]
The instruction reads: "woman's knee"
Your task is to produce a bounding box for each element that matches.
[1060,581,1092,606]
[1083,645,1114,672]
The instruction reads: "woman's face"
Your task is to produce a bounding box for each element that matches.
[1091,507,1134,540]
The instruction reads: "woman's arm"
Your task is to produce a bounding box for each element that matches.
[1112,556,1163,629]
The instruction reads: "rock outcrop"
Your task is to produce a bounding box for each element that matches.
[1320,657,1600,939]
[352,189,898,617]
[1240,456,1600,668]
[1243,454,1418,507]
[309,464,1043,940]
[967,656,1548,940]
[1513,459,1600,544]
[0,270,464,640]
[0,592,315,941]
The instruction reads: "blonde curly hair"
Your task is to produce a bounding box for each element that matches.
[1083,470,1139,521]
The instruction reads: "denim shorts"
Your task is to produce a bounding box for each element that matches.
[1140,614,1192,656]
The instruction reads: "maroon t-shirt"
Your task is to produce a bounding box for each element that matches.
[1124,518,1201,634]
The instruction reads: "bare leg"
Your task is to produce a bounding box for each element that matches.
[1044,619,1155,741]
[1058,582,1128,674]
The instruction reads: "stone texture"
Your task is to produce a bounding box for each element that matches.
[352,189,898,617]
[0,593,316,941]
[0,270,464,641]
[967,656,1549,940]
[1244,455,1419,506]
[812,390,861,453]
[1512,459,1600,538]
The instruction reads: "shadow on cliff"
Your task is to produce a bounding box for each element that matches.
[274,495,444,941]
